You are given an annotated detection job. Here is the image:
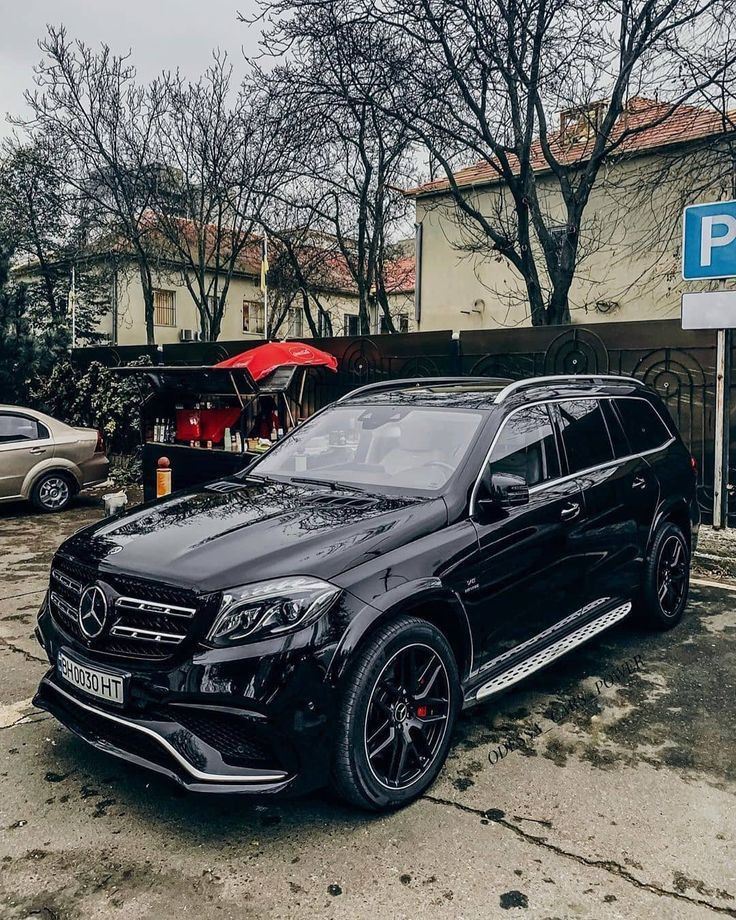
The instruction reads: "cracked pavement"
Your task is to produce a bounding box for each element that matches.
[0,498,734,919]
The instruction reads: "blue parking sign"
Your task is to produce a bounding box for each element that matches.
[682,200,736,280]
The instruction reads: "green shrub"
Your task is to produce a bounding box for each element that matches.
[34,359,145,454]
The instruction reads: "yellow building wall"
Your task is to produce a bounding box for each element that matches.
[415,149,735,331]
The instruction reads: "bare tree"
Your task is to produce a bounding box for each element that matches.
[149,56,291,340]
[22,26,166,343]
[264,225,341,338]
[257,0,736,325]
[252,12,418,334]
[0,131,115,342]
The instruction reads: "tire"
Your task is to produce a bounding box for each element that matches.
[332,615,461,811]
[638,522,690,630]
[31,471,75,513]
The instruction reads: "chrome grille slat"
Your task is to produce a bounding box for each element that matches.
[50,591,77,622]
[51,569,83,596]
[109,624,186,644]
[49,556,213,660]
[115,596,196,618]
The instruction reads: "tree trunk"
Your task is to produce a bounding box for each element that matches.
[138,260,156,345]
[300,290,320,337]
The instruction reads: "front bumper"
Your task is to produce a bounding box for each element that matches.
[34,596,343,796]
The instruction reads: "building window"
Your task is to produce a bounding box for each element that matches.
[288,307,304,338]
[153,289,176,327]
[379,313,410,334]
[344,313,360,336]
[243,299,265,334]
[549,225,568,263]
[317,310,330,337]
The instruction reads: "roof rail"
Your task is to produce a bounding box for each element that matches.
[493,374,642,404]
[338,376,513,403]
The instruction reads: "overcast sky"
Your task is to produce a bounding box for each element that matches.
[0,0,260,137]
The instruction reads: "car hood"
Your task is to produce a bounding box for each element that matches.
[58,478,447,593]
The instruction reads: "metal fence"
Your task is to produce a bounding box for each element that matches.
[74,319,732,522]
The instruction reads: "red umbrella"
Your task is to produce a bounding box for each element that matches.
[214,341,338,382]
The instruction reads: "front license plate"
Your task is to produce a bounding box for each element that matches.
[57,650,126,705]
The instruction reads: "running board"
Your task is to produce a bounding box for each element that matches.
[474,601,632,701]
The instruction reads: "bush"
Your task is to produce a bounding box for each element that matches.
[34,359,145,454]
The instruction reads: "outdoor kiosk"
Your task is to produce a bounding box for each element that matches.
[113,342,337,500]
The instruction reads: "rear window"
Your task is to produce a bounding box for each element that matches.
[0,414,43,443]
[556,399,614,473]
[614,398,672,453]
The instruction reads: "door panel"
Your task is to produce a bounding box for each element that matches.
[554,398,656,607]
[464,402,588,669]
[0,414,53,499]
[571,457,656,603]
[468,476,586,667]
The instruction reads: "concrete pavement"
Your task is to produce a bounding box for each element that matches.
[1,498,734,919]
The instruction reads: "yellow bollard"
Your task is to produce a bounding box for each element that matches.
[156,456,172,498]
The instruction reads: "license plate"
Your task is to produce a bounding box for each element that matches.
[57,650,126,705]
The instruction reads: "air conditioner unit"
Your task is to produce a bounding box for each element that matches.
[179,329,201,342]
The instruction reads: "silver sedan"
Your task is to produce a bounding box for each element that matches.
[0,406,109,512]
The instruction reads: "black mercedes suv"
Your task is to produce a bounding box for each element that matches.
[34,375,698,810]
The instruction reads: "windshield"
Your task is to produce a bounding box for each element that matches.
[249,403,485,493]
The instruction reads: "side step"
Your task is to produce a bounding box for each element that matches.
[473,601,632,702]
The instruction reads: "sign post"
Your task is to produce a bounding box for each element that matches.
[682,200,736,529]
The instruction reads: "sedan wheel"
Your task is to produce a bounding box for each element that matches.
[32,474,72,512]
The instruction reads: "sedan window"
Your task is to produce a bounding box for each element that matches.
[0,414,43,444]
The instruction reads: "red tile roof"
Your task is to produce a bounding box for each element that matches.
[383,255,415,294]
[408,97,735,196]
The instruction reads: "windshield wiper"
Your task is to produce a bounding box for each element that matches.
[290,476,368,494]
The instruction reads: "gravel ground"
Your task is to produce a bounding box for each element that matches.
[0,496,734,920]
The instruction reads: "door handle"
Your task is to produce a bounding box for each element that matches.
[632,476,647,490]
[560,502,581,521]
[30,447,47,455]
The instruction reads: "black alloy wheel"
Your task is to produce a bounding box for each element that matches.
[332,615,460,810]
[656,533,688,617]
[639,522,690,629]
[364,643,451,790]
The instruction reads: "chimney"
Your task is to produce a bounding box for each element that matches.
[559,101,608,142]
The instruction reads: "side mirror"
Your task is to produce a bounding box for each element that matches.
[491,472,530,506]
[477,471,530,512]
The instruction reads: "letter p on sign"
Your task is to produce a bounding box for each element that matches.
[683,200,736,280]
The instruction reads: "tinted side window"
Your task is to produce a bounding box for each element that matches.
[557,399,613,473]
[601,399,629,459]
[489,404,560,486]
[614,398,672,453]
[0,414,41,444]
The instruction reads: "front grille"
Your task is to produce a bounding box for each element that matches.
[49,555,219,661]
[171,708,274,767]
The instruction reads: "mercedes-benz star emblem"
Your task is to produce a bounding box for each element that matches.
[78,585,108,639]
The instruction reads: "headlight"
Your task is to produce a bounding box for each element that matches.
[207,576,341,646]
